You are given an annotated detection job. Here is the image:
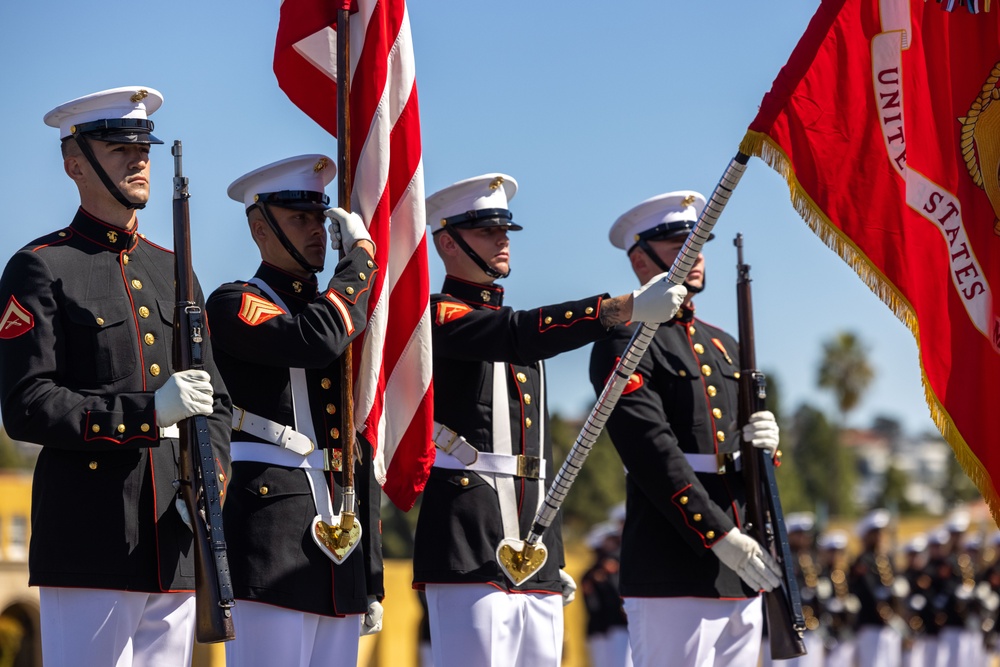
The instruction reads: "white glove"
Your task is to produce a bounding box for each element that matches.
[742,410,779,457]
[325,207,373,251]
[711,530,782,592]
[154,370,214,428]
[631,273,687,324]
[559,570,577,606]
[361,595,383,636]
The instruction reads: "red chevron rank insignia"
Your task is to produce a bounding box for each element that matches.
[606,357,645,395]
[238,293,285,326]
[0,296,33,339]
[436,301,472,326]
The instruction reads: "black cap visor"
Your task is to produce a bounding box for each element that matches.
[254,190,331,212]
[70,118,164,145]
[434,207,523,234]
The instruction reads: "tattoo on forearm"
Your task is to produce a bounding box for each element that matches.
[599,295,629,327]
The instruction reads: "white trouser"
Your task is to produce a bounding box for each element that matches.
[827,640,856,667]
[623,596,763,667]
[588,626,633,667]
[769,629,824,667]
[920,638,939,667]
[857,625,902,667]
[225,600,361,667]
[425,583,564,667]
[903,638,927,667]
[39,587,195,667]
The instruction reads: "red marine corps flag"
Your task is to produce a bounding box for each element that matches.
[273,0,433,510]
[742,0,1000,518]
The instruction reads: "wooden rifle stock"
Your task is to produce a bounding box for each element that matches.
[171,141,236,643]
[734,233,806,659]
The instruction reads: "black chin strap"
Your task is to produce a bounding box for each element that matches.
[635,240,704,294]
[73,135,146,211]
[258,203,324,274]
[445,228,510,280]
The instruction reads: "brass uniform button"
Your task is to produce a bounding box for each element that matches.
[321,378,332,389]
[359,272,366,280]
[330,428,340,439]
[149,364,160,377]
[564,311,573,319]
[92,424,101,433]
[694,343,705,354]
[679,496,689,505]
[701,364,712,376]
[95,317,105,326]
[707,385,717,397]
[141,424,150,432]
[585,307,594,315]
[693,513,703,522]
[525,418,532,428]
[706,531,716,540]
[679,370,687,377]
[139,306,150,318]
[144,333,155,345]
[89,461,98,470]
[259,486,269,495]
[326,404,337,415]
[716,431,726,443]
[712,408,722,419]
[516,373,527,383]
[117,424,126,433]
[346,287,355,295]
[131,279,143,290]
[688,326,696,335]
[219,473,226,482]
[122,254,129,265]
[367,260,374,269]
[544,316,552,324]
[734,371,741,379]
[460,477,470,487]
[524,394,531,405]
[59,231,67,237]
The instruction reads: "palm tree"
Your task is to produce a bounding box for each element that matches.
[817,331,874,426]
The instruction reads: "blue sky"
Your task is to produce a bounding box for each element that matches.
[0,1,939,437]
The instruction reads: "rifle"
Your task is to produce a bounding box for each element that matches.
[734,233,806,659]
[172,141,236,643]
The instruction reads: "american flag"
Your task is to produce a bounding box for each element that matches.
[274,0,433,510]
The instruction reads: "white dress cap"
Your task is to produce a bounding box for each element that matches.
[945,509,970,533]
[43,86,163,140]
[425,173,519,232]
[903,534,928,554]
[785,512,816,534]
[856,508,892,536]
[609,190,707,250]
[227,155,337,210]
[585,521,620,550]
[817,530,849,551]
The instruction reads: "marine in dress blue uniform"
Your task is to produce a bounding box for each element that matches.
[0,86,232,667]
[588,191,782,667]
[849,509,905,667]
[205,156,382,667]
[412,173,687,667]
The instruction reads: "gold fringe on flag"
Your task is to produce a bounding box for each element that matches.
[740,129,1000,524]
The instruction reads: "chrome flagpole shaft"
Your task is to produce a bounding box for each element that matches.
[522,153,751,547]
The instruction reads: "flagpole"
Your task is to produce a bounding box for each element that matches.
[333,1,359,551]
[497,152,752,585]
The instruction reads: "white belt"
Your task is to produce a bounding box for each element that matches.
[432,421,479,465]
[685,451,742,475]
[159,425,179,439]
[232,406,315,456]
[433,450,547,480]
